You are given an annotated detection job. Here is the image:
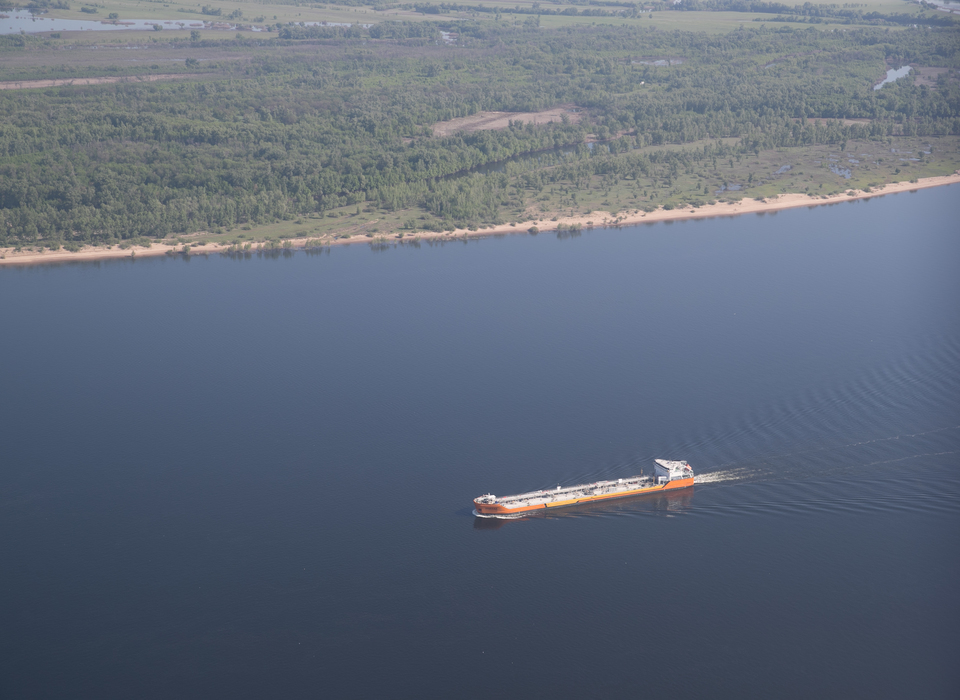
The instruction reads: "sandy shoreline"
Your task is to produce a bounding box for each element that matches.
[2,174,958,266]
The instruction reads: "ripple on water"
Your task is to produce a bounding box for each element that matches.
[687,472,960,520]
[547,335,960,527]
[673,335,960,493]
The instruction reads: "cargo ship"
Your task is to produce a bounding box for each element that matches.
[473,460,694,517]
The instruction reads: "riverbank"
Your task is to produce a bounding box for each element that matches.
[2,173,958,266]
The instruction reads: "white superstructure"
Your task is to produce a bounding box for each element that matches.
[653,459,694,483]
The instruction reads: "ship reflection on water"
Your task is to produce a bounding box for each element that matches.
[473,487,694,529]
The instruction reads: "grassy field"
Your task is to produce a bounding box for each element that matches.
[20,0,377,25]
[15,0,937,39]
[25,0,929,21]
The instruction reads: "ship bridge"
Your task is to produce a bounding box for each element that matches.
[654,459,694,484]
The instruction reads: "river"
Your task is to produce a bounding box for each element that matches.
[0,185,957,699]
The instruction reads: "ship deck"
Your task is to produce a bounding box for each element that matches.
[474,461,694,515]
[497,476,656,509]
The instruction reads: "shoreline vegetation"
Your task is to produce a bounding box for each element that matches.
[3,174,956,266]
[2,4,958,256]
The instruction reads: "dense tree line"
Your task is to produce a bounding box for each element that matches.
[1,21,958,244]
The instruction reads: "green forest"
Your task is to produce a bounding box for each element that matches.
[1,12,959,247]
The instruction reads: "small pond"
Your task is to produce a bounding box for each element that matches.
[874,66,911,90]
[830,163,852,179]
[714,183,743,195]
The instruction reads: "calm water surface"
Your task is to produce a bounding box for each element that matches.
[1,186,958,699]
[874,66,913,90]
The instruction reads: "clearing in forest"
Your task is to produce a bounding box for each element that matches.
[432,105,583,136]
[913,66,958,87]
[0,74,192,90]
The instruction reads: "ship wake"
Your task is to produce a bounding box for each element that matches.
[472,510,527,520]
[694,467,764,485]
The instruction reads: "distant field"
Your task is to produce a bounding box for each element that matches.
[17,0,377,25]
[0,40,245,80]
[15,0,938,39]
[0,72,191,89]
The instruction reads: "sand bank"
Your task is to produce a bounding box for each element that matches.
[0,74,192,91]
[2,174,958,266]
[432,105,582,136]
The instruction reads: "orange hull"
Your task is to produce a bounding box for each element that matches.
[474,477,694,516]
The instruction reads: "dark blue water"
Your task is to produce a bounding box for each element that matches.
[1,186,958,699]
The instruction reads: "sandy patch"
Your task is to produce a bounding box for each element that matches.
[432,105,582,137]
[0,73,192,91]
[0,242,222,265]
[3,174,958,266]
[793,117,872,126]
